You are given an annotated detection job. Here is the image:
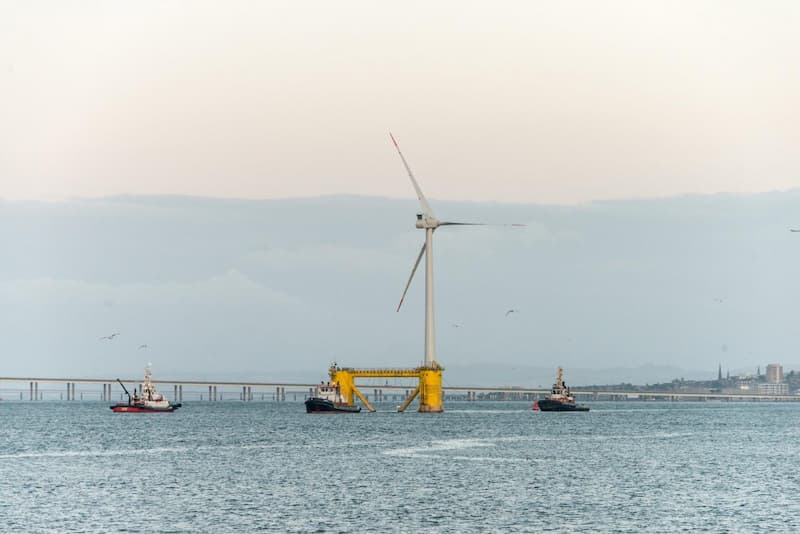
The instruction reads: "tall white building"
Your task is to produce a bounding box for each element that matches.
[766,364,783,384]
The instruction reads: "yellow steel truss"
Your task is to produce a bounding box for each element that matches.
[328,363,444,413]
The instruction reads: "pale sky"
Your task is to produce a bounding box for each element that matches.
[1,1,799,203]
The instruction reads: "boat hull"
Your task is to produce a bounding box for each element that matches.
[305,397,361,413]
[110,403,181,413]
[533,399,589,412]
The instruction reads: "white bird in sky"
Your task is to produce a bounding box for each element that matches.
[100,333,120,340]
[138,344,148,350]
[505,309,519,317]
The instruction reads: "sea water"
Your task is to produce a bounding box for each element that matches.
[1,401,798,533]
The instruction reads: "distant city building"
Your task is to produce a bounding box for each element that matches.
[758,382,788,395]
[766,364,783,384]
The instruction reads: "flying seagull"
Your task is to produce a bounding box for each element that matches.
[505,309,519,317]
[713,298,725,303]
[451,323,461,328]
[138,344,148,350]
[100,333,120,340]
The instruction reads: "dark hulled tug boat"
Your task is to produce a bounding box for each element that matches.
[305,382,361,413]
[110,365,182,413]
[532,367,589,412]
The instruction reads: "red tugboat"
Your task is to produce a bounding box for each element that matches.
[305,382,361,413]
[110,365,182,413]
[532,367,589,412]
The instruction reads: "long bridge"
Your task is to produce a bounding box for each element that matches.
[1,376,797,403]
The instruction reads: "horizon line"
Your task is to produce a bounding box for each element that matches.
[3,186,799,208]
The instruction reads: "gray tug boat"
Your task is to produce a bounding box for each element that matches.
[532,367,589,412]
[305,382,361,413]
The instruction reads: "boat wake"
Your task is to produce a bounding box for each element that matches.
[0,446,193,460]
[0,442,280,461]
[384,437,525,462]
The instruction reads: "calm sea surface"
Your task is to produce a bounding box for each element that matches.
[1,401,798,533]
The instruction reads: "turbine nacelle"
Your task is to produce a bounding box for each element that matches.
[416,213,440,229]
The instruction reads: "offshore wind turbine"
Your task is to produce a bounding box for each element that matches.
[391,133,522,368]
[318,134,523,415]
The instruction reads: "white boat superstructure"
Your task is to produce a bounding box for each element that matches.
[135,365,170,409]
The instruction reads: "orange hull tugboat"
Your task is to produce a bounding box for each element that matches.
[111,365,181,413]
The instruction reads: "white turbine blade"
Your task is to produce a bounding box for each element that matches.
[390,132,434,218]
[439,221,527,227]
[397,241,426,312]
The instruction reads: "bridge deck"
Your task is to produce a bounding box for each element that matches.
[0,376,797,401]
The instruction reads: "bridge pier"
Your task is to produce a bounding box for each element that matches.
[208,385,212,401]
[35,381,38,401]
[179,385,183,402]
[213,385,218,401]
